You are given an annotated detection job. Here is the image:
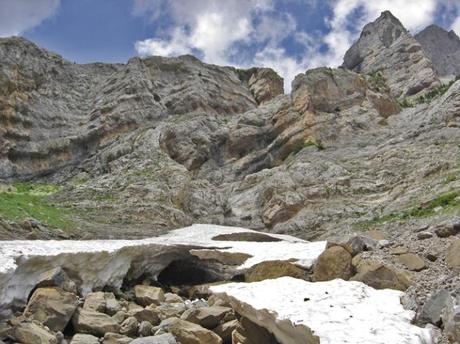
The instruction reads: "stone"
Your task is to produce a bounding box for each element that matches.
[365,230,386,241]
[312,246,354,282]
[71,308,121,337]
[154,303,187,320]
[398,253,427,271]
[138,320,153,337]
[231,317,279,344]
[446,240,460,269]
[119,316,139,337]
[351,261,411,291]
[417,289,451,326]
[103,332,132,344]
[417,231,433,240]
[70,334,99,344]
[180,306,234,329]
[84,291,120,315]
[112,310,128,324]
[129,307,161,325]
[443,292,460,343]
[134,286,165,306]
[13,321,57,344]
[130,333,177,344]
[164,293,183,304]
[35,267,77,294]
[23,287,79,332]
[212,319,238,343]
[345,236,378,256]
[434,221,460,238]
[246,68,284,104]
[390,246,409,255]
[244,260,307,283]
[157,317,222,344]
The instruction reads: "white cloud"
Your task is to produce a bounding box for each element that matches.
[134,0,444,93]
[0,0,60,37]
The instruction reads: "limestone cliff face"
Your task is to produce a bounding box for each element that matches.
[415,25,460,78]
[0,11,459,241]
[343,11,440,98]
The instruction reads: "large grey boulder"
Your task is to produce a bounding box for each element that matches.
[343,11,439,98]
[72,308,121,336]
[417,289,451,326]
[443,290,460,343]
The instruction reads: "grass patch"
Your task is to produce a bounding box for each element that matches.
[358,190,460,229]
[399,77,459,108]
[366,71,389,93]
[0,182,74,229]
[292,139,324,155]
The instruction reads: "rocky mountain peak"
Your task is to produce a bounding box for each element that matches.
[343,11,439,98]
[415,24,460,77]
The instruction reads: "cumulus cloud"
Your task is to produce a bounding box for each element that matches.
[133,0,446,92]
[0,0,60,37]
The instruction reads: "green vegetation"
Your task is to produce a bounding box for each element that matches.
[0,182,74,229]
[292,139,324,155]
[366,71,389,93]
[399,77,459,108]
[359,190,460,229]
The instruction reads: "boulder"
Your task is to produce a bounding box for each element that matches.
[119,316,139,337]
[417,289,451,326]
[231,317,279,344]
[154,303,187,320]
[157,317,222,344]
[70,334,99,344]
[312,246,353,281]
[103,332,132,344]
[446,240,460,269]
[130,333,177,344]
[72,308,120,337]
[13,321,57,344]
[36,267,77,293]
[212,319,238,343]
[345,236,378,256]
[164,293,183,304]
[180,306,234,329]
[23,287,79,332]
[134,286,165,306]
[84,291,121,315]
[138,320,153,337]
[443,291,460,343]
[351,261,411,291]
[398,253,427,271]
[390,246,409,255]
[129,307,160,325]
[435,221,460,238]
[244,260,307,283]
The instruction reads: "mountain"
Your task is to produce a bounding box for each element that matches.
[343,11,440,98]
[0,11,459,243]
[415,24,460,78]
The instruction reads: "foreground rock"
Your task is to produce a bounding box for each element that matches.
[24,287,79,332]
[211,277,435,344]
[156,318,222,344]
[0,225,326,317]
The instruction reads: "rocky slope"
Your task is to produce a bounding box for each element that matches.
[0,9,459,343]
[0,12,459,243]
[415,25,460,78]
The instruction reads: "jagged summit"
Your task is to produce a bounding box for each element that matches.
[415,24,460,77]
[343,11,439,98]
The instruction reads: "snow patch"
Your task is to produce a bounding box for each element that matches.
[211,277,435,344]
[0,224,326,317]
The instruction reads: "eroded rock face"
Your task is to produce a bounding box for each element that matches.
[415,25,460,77]
[343,11,439,98]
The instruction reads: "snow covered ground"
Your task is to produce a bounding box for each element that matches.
[211,277,435,344]
[0,224,326,316]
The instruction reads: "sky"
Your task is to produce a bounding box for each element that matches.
[0,0,459,91]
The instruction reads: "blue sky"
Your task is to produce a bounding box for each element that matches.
[0,0,459,90]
